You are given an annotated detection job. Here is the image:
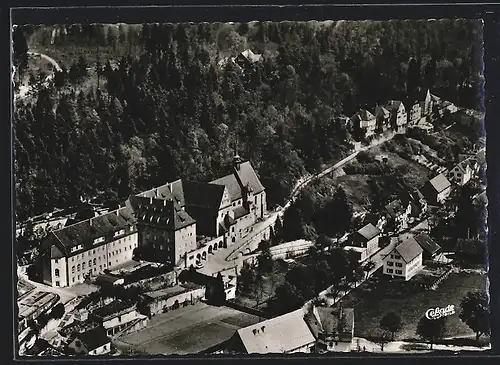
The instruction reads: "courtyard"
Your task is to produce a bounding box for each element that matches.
[114,302,260,355]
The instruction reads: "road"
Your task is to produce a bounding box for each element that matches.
[27,51,62,72]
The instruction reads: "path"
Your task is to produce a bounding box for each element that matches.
[353,336,490,353]
[27,51,62,72]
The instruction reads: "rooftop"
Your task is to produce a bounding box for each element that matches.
[392,236,423,263]
[236,308,315,354]
[414,233,441,256]
[428,174,451,193]
[92,300,135,319]
[75,326,111,351]
[211,161,265,201]
[385,200,407,218]
[356,223,380,241]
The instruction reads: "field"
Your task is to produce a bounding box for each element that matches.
[341,272,487,341]
[114,302,260,355]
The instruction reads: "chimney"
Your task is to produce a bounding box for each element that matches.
[150,196,153,205]
[89,218,92,226]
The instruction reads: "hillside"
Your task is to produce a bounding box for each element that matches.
[12,20,483,222]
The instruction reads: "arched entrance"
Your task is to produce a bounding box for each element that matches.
[202,251,207,260]
[213,243,217,251]
[208,246,213,254]
[219,241,223,249]
[172,300,180,310]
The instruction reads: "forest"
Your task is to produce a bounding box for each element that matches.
[12,20,483,222]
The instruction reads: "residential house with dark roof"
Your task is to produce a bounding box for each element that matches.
[375,105,391,133]
[67,326,111,355]
[382,235,423,280]
[345,223,380,262]
[423,173,452,205]
[351,109,377,140]
[304,303,355,353]
[40,206,139,288]
[400,187,428,218]
[414,233,442,260]
[384,199,412,231]
[387,100,407,133]
[227,308,316,354]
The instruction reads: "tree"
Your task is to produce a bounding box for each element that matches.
[380,312,404,340]
[459,290,490,342]
[237,261,257,294]
[257,240,274,274]
[50,302,65,320]
[376,330,391,352]
[416,316,447,349]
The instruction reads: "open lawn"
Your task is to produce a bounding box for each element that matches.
[335,174,373,211]
[115,302,260,355]
[341,272,487,341]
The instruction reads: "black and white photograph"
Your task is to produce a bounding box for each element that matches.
[12,16,489,357]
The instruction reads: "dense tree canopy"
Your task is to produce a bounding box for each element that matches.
[13,20,482,221]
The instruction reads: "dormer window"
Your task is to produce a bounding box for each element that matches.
[113,229,126,237]
[94,236,105,245]
[71,244,84,253]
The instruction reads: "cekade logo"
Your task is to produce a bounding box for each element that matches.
[425,305,456,320]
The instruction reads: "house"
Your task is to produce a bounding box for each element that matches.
[40,206,139,288]
[234,49,262,69]
[414,233,442,261]
[227,308,316,354]
[67,326,111,356]
[351,109,377,140]
[345,223,380,262]
[363,213,387,232]
[448,160,473,186]
[402,188,428,218]
[387,100,407,132]
[382,235,423,281]
[407,101,422,125]
[384,199,412,231]
[375,105,391,132]
[423,174,452,205]
[418,89,433,117]
[304,303,355,353]
[90,299,149,337]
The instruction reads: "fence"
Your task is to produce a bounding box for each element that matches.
[428,266,457,291]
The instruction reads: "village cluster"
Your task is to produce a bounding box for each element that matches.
[15,51,486,356]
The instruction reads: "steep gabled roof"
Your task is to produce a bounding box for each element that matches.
[183,181,226,210]
[356,223,380,241]
[127,195,195,230]
[236,309,315,354]
[240,49,262,63]
[211,161,265,201]
[387,100,405,113]
[375,105,390,119]
[394,236,423,263]
[50,206,137,256]
[414,233,441,256]
[428,174,451,193]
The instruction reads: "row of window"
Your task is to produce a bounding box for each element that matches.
[386,261,403,268]
[386,268,403,275]
[68,236,136,262]
[389,253,401,260]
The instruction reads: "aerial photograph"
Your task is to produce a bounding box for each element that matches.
[12,18,489,357]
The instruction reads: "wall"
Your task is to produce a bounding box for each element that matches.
[404,254,423,281]
[384,251,407,278]
[88,343,111,355]
[51,257,68,287]
[123,270,177,290]
[174,223,197,264]
[103,308,139,330]
[66,232,138,286]
[148,287,206,315]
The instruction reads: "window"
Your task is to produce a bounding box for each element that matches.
[55,259,59,264]
[54,268,60,277]
[396,270,403,275]
[387,261,394,266]
[72,266,75,274]
[129,245,132,250]
[88,260,92,267]
[72,278,75,283]
[93,258,96,265]
[77,264,81,272]
[78,275,80,280]
[386,268,393,274]
[100,265,102,270]
[396,262,402,268]
[82,262,86,270]
[72,257,74,262]
[394,254,401,260]
[56,281,60,287]
[390,254,394,259]
[109,262,111,266]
